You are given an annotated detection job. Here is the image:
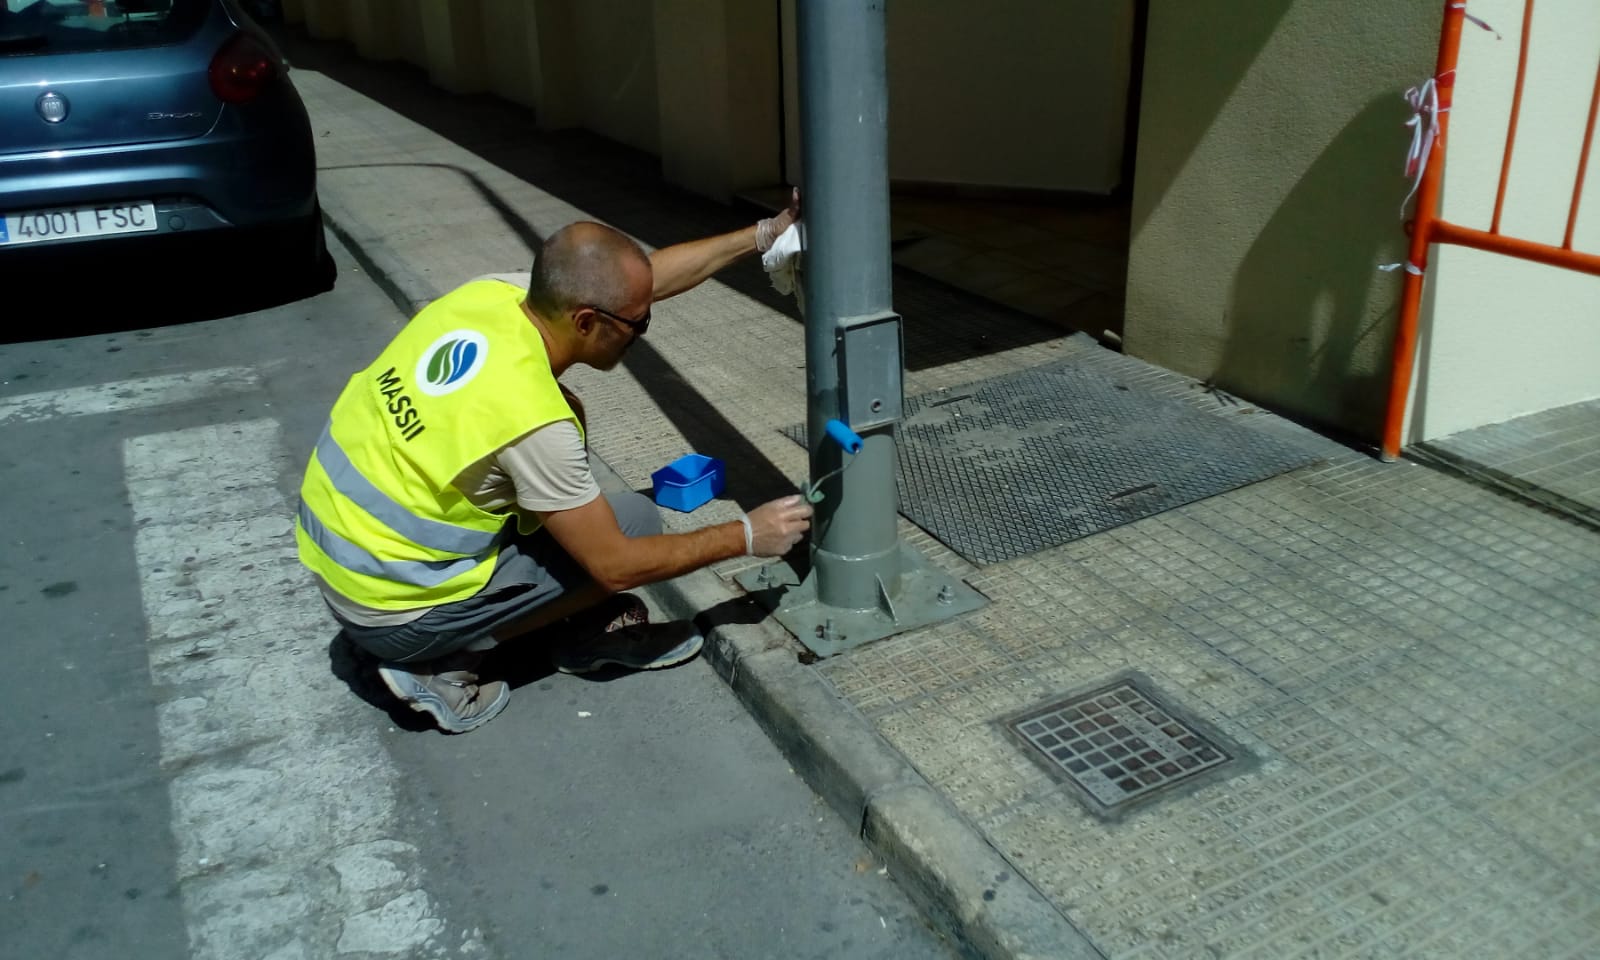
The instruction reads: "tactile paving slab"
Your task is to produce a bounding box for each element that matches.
[791,359,1322,564]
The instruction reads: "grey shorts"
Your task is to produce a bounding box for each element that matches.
[337,490,662,663]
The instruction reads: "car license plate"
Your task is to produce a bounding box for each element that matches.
[0,202,159,246]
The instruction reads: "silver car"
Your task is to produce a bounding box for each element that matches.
[0,0,323,275]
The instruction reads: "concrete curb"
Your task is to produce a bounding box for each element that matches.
[322,212,1104,960]
[318,193,437,317]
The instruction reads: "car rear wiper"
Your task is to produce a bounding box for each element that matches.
[0,34,50,53]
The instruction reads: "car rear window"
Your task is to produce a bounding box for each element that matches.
[1,0,209,57]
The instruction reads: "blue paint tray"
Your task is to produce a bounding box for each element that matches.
[651,453,726,512]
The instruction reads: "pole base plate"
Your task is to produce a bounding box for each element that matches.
[734,543,987,657]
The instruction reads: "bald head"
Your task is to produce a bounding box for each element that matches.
[525,222,651,322]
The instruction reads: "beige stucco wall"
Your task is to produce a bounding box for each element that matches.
[418,0,488,94]
[293,0,436,72]
[570,0,660,155]
[342,0,401,62]
[392,0,428,68]
[481,0,538,108]
[885,0,1135,193]
[779,0,1135,194]
[1125,2,1439,438]
[296,0,1135,201]
[779,0,800,183]
[1407,0,1600,441]
[301,0,344,40]
[653,0,781,201]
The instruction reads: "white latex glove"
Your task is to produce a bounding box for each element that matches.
[755,187,802,253]
[740,495,813,557]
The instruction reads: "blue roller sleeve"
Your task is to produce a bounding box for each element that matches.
[824,418,864,454]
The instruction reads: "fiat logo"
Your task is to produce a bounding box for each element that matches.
[37,91,69,124]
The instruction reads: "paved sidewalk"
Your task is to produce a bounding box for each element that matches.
[282,34,1600,960]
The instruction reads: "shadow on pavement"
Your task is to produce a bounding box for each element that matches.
[3,229,336,344]
[620,336,804,519]
[693,594,781,634]
[326,630,436,733]
[482,633,561,690]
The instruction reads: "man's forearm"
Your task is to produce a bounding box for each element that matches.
[649,226,758,302]
[594,521,749,593]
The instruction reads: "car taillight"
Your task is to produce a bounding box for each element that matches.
[209,33,279,104]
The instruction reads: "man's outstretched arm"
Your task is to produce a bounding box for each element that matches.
[538,492,813,594]
[649,188,800,302]
[649,227,761,302]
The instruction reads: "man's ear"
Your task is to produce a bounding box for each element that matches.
[570,306,596,337]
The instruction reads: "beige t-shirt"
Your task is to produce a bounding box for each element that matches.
[319,419,599,627]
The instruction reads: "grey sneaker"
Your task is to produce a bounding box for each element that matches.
[552,621,704,675]
[377,656,510,734]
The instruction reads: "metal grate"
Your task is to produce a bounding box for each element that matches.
[1009,680,1232,814]
[786,358,1323,564]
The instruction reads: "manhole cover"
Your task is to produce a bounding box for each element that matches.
[1006,677,1242,818]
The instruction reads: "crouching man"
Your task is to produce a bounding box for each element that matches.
[296,215,810,733]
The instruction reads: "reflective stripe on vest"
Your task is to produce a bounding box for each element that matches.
[313,423,501,556]
[296,498,496,588]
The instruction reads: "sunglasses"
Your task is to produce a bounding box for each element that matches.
[586,303,651,336]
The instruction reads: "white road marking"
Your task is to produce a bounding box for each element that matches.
[125,418,478,959]
[0,367,259,425]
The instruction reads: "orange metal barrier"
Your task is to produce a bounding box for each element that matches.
[1382,0,1600,461]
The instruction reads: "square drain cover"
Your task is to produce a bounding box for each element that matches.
[1007,677,1240,817]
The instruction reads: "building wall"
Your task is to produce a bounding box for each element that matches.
[1408,0,1600,440]
[294,0,1137,200]
[418,0,487,93]
[394,0,427,68]
[300,0,343,40]
[481,0,537,108]
[654,0,781,201]
[885,0,1135,194]
[780,0,800,183]
[1127,0,1598,443]
[779,0,1134,195]
[1124,1,1439,438]
[570,0,660,155]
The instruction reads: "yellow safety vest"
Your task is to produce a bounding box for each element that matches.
[295,280,580,611]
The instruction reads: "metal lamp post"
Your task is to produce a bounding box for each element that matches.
[737,0,983,655]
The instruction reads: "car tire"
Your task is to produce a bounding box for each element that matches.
[266,198,334,295]
[305,199,336,293]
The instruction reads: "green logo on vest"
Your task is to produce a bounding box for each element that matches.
[427,339,477,385]
[415,330,489,396]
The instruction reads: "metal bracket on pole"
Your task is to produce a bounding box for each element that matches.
[836,311,903,431]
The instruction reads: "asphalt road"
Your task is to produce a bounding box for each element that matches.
[0,235,955,960]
